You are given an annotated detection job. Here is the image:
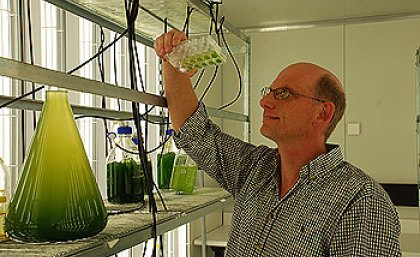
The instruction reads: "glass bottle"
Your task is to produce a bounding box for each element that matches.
[157,129,178,189]
[131,137,152,196]
[5,90,108,243]
[0,157,9,240]
[170,150,198,195]
[107,125,144,203]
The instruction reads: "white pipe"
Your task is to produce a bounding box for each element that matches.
[199,170,207,257]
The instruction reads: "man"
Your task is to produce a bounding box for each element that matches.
[154,29,402,256]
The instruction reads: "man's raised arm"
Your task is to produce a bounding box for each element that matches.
[154,29,199,132]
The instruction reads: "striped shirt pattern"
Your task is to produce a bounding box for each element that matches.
[174,103,402,257]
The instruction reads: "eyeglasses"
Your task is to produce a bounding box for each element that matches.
[260,87,326,103]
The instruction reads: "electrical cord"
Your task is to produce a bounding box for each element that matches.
[74,111,171,125]
[193,69,205,90]
[217,16,243,110]
[0,87,44,109]
[124,2,159,256]
[132,33,149,151]
[182,6,194,37]
[0,27,130,110]
[68,28,129,74]
[197,4,223,101]
[27,0,36,129]
[197,6,243,110]
[74,115,132,121]
[97,26,111,155]
[199,66,219,102]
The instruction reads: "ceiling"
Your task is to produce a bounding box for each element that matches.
[217,0,420,32]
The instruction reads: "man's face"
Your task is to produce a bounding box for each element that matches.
[259,66,323,145]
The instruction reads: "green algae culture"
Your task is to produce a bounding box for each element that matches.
[157,152,176,189]
[166,36,227,72]
[5,90,107,243]
[171,165,198,195]
[170,150,198,195]
[106,125,146,203]
[157,130,178,190]
[107,158,144,203]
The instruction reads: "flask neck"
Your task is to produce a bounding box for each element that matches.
[0,157,11,203]
[117,135,135,148]
[163,136,178,153]
[174,149,196,166]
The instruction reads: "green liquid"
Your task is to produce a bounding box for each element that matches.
[157,152,176,189]
[6,202,107,242]
[5,91,108,242]
[107,159,144,203]
[171,165,198,195]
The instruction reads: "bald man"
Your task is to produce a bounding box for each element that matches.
[154,30,402,256]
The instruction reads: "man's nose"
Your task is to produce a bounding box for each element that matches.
[259,94,275,109]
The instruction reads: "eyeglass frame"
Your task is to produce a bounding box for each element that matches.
[260,86,326,103]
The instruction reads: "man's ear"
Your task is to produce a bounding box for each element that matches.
[317,102,335,124]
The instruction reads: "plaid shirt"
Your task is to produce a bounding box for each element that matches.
[175,103,402,257]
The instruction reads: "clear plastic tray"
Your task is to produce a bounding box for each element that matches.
[166,35,226,72]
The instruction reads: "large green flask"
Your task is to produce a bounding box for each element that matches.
[5,90,108,242]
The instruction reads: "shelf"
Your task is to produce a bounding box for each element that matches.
[45,0,250,48]
[0,57,167,108]
[194,224,229,248]
[0,95,163,122]
[0,188,232,257]
[0,56,249,122]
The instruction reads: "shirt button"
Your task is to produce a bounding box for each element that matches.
[267,212,273,219]
[255,242,262,250]
[311,175,317,181]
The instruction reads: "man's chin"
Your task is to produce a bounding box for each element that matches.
[260,127,273,140]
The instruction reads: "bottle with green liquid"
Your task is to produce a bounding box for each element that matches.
[5,90,107,242]
[106,125,144,204]
[157,129,177,190]
[170,149,198,195]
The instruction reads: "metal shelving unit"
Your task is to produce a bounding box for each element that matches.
[0,188,232,257]
[0,0,250,255]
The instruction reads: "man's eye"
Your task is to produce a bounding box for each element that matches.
[277,90,289,99]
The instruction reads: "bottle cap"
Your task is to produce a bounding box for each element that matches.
[166,129,174,136]
[0,195,6,202]
[117,126,132,135]
[132,137,138,145]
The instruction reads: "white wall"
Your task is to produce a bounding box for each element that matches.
[345,19,418,183]
[245,17,420,184]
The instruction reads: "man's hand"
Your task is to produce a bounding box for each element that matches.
[154,29,187,60]
[154,29,197,77]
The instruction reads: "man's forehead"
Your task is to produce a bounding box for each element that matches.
[272,71,316,90]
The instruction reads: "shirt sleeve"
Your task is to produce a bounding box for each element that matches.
[174,102,265,197]
[329,187,402,256]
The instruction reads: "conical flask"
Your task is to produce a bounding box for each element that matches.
[5,90,108,242]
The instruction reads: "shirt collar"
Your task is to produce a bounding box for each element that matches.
[298,144,344,181]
